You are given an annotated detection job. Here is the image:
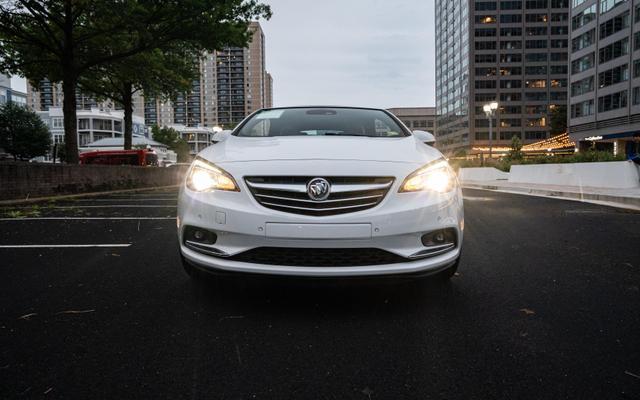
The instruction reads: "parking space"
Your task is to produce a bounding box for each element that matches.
[1,188,639,399]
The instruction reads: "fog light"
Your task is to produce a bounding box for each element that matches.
[184,226,217,245]
[422,229,456,247]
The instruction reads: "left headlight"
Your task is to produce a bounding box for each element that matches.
[186,158,239,192]
[399,159,456,193]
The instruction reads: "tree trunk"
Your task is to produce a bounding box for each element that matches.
[62,1,79,164]
[62,69,79,164]
[122,83,133,150]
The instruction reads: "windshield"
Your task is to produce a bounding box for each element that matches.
[235,107,408,138]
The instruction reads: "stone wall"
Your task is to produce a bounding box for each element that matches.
[0,162,189,200]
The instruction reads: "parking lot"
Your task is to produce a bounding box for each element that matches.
[1,188,639,399]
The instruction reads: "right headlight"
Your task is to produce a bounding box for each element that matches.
[399,159,456,193]
[186,158,239,192]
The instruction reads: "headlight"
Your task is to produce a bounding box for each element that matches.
[186,159,239,192]
[399,159,456,193]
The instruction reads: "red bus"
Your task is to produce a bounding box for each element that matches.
[79,149,159,166]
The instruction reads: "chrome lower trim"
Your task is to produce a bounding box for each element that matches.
[184,240,230,257]
[408,243,456,259]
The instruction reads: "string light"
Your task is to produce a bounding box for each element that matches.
[471,133,575,153]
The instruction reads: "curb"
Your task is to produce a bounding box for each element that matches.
[0,185,180,206]
[462,183,640,211]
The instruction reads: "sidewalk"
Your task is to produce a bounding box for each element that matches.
[462,180,640,211]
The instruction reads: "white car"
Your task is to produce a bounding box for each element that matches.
[177,107,463,280]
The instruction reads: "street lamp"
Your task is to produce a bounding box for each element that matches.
[483,101,499,161]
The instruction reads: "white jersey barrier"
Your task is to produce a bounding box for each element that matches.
[457,167,510,182]
[509,161,640,189]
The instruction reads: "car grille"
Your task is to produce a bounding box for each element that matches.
[244,176,395,216]
[227,247,409,267]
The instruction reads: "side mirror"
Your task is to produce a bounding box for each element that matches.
[211,130,232,143]
[412,130,436,145]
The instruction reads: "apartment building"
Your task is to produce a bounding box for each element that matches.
[387,107,437,131]
[435,0,571,155]
[144,22,272,128]
[569,0,640,156]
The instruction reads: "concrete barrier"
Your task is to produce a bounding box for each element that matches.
[458,167,510,182]
[0,162,189,201]
[509,161,640,189]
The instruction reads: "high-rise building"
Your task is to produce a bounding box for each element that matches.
[145,21,271,128]
[568,0,640,157]
[435,0,570,155]
[265,72,274,108]
[0,74,27,106]
[26,79,145,119]
[387,107,437,131]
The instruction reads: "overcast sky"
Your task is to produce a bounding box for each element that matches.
[260,0,435,109]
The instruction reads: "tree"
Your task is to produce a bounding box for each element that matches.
[151,125,190,162]
[0,101,51,160]
[506,134,523,162]
[549,105,567,136]
[0,0,271,162]
[80,46,199,150]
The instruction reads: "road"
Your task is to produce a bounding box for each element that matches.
[1,188,639,399]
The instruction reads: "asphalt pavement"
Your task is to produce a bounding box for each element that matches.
[1,188,639,399]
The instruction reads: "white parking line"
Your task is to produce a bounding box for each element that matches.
[0,217,176,221]
[0,244,132,248]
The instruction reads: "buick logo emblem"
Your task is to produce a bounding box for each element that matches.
[307,178,331,201]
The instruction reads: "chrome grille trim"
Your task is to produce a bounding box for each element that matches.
[245,176,395,216]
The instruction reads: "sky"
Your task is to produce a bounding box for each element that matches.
[260,0,435,109]
[11,0,436,109]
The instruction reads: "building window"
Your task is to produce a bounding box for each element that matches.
[551,0,568,6]
[500,105,522,113]
[634,59,640,77]
[526,27,547,36]
[475,28,497,37]
[51,118,63,129]
[600,11,630,39]
[635,32,640,50]
[501,40,523,49]
[525,92,547,101]
[551,26,569,35]
[525,79,547,88]
[636,4,640,23]
[475,1,498,10]
[501,27,522,36]
[500,118,521,127]
[572,29,595,52]
[550,92,568,100]
[500,80,522,88]
[572,0,588,9]
[551,79,567,87]
[598,90,627,112]
[501,1,522,9]
[551,65,568,74]
[475,80,497,89]
[500,53,522,62]
[525,13,548,23]
[476,41,497,50]
[599,0,627,15]
[526,117,546,127]
[571,53,595,74]
[571,99,594,117]
[571,76,594,96]
[475,54,497,63]
[78,118,90,130]
[500,67,522,75]
[550,39,568,48]
[500,14,522,23]
[93,118,112,131]
[526,53,548,62]
[475,15,497,23]
[525,131,548,140]
[599,38,629,63]
[551,12,568,21]
[526,40,548,49]
[598,64,629,88]
[633,87,640,105]
[525,105,547,113]
[551,52,568,61]
[526,0,548,9]
[500,92,522,101]
[525,65,547,75]
[572,4,596,30]
[476,67,497,76]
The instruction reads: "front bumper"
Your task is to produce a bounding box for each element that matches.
[177,169,464,278]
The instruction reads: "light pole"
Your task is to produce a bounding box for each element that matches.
[483,101,499,161]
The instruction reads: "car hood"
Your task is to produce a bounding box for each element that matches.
[198,135,443,164]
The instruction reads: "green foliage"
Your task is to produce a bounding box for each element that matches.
[0,102,51,160]
[0,0,271,160]
[505,135,523,162]
[152,125,190,162]
[549,106,567,136]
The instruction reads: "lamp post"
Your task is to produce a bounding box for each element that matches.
[483,101,499,161]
